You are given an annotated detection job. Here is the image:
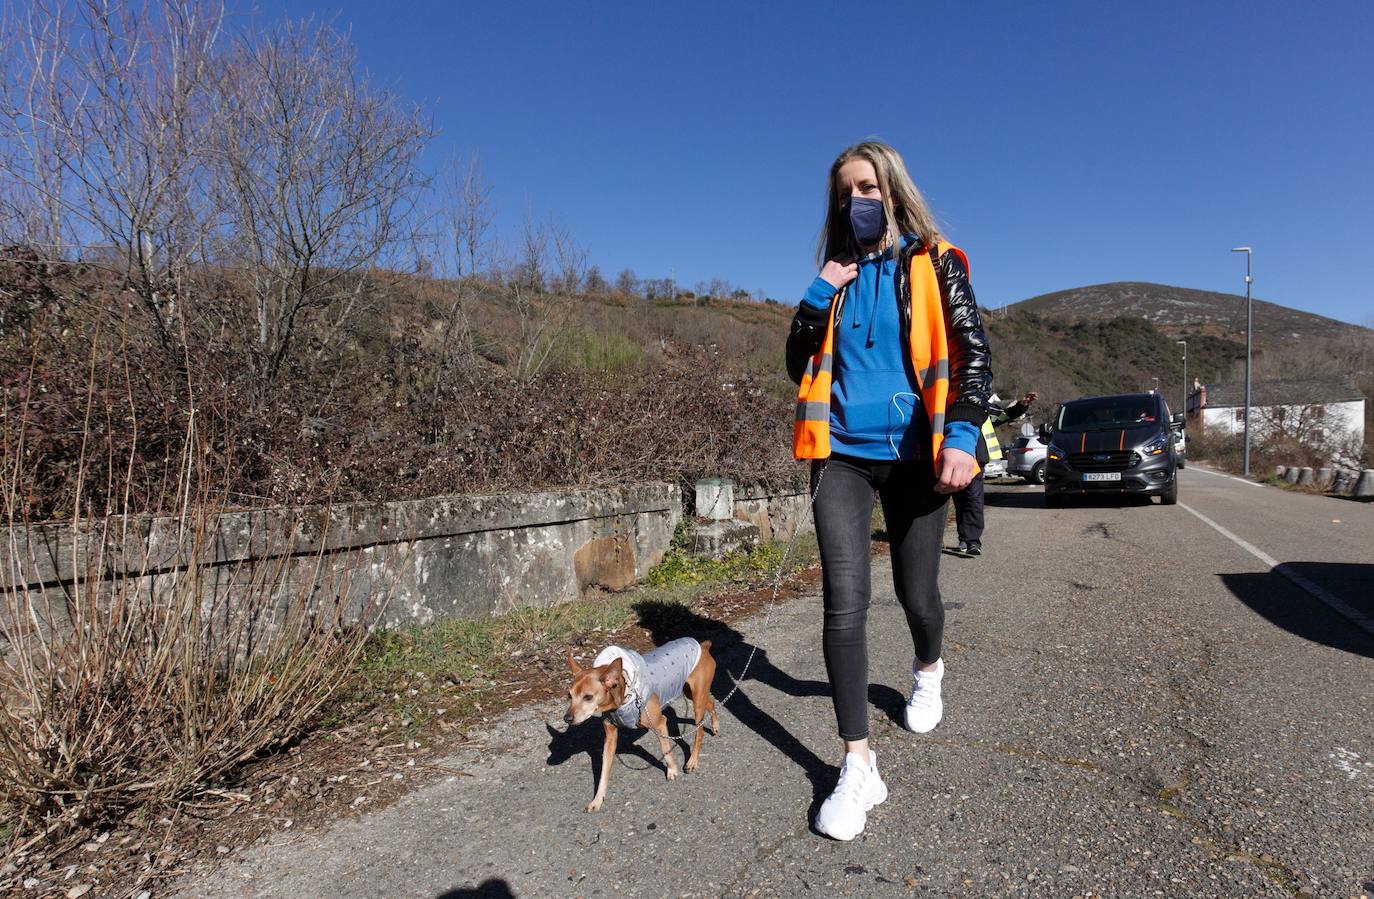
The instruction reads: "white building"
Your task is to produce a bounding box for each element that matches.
[1189,377,1366,460]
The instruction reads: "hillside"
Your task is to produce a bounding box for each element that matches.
[983,312,1245,424]
[990,282,1374,466]
[1009,282,1370,346]
[8,251,1373,519]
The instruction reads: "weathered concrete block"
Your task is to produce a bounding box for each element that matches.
[1273,465,1287,479]
[687,519,760,560]
[695,478,734,521]
[1333,469,1357,494]
[732,485,811,542]
[1316,467,1334,489]
[1283,467,1300,484]
[1296,467,1314,486]
[1355,470,1374,498]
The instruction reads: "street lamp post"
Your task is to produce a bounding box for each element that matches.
[1231,247,1253,476]
[1176,339,1187,423]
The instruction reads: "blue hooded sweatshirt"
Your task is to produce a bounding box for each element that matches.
[801,238,979,461]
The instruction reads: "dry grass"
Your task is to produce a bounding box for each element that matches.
[0,384,382,863]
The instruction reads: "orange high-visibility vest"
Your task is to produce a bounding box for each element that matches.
[793,241,971,474]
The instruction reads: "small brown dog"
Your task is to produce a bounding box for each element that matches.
[563,638,718,812]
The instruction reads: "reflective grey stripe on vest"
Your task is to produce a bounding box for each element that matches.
[796,401,828,422]
[917,357,950,391]
[805,351,833,378]
[930,411,945,434]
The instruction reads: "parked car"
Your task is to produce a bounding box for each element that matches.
[1006,435,1049,484]
[983,456,1008,479]
[1042,392,1182,506]
[1174,428,1187,468]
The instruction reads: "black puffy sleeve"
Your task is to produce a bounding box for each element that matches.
[785,301,830,386]
[936,249,993,425]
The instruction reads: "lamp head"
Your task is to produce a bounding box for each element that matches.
[1231,247,1251,253]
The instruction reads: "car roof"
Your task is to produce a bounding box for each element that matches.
[1062,392,1158,406]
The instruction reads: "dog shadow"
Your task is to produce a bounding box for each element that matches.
[631,598,907,824]
[545,718,677,790]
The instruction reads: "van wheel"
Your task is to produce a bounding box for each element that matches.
[1160,478,1179,505]
[1029,461,1046,485]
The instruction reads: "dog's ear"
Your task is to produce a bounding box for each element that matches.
[566,649,583,674]
[601,656,623,688]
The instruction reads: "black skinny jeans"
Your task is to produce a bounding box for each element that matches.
[811,454,949,741]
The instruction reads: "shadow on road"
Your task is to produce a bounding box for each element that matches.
[984,485,1156,510]
[435,879,515,899]
[982,486,1050,509]
[543,598,910,822]
[1219,562,1374,660]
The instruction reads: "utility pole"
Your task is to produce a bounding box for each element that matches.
[1231,247,1253,476]
[1176,339,1188,423]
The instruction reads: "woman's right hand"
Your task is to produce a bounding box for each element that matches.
[819,258,858,289]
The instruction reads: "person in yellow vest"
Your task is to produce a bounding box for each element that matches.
[785,141,993,841]
[948,391,1037,557]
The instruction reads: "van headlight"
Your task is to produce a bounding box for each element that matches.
[1047,443,1066,461]
[1143,434,1170,456]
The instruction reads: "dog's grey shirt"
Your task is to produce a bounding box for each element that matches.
[594,638,702,729]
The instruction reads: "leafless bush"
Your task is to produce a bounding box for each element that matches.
[0,0,226,350]
[210,17,434,385]
[0,383,381,853]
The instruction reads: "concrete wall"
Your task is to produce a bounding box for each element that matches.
[731,484,811,543]
[4,480,815,632]
[5,484,684,629]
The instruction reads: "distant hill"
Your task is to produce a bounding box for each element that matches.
[1008,282,1369,346]
[986,283,1373,455]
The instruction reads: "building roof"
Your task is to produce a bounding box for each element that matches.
[1203,377,1366,408]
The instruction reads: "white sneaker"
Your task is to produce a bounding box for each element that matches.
[905,658,944,733]
[814,750,888,841]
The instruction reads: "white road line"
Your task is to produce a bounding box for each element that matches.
[1180,502,1374,640]
[1186,465,1264,488]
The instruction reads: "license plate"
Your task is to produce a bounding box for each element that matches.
[1083,472,1122,482]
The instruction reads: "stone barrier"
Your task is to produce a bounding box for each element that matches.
[1267,464,1372,500]
[4,484,684,628]
[4,478,821,651]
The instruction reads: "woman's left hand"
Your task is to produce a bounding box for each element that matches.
[934,447,976,494]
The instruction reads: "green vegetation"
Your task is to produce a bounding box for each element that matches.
[643,520,795,587]
[346,532,817,735]
[985,311,1245,419]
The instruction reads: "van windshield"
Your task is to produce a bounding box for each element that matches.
[1057,399,1160,432]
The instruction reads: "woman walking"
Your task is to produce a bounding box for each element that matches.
[785,140,993,840]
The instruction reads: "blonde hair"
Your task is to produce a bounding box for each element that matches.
[817,141,941,265]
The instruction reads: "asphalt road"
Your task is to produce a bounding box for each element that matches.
[179,465,1374,898]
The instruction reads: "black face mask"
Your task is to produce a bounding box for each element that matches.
[843,196,887,250]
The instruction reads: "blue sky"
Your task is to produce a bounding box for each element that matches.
[271,0,1372,325]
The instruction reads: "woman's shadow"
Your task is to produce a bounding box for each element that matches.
[545,597,907,821]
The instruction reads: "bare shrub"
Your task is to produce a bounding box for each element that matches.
[0,0,227,351]
[209,17,433,385]
[0,387,381,852]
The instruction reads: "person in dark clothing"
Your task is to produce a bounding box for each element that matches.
[948,391,1036,557]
